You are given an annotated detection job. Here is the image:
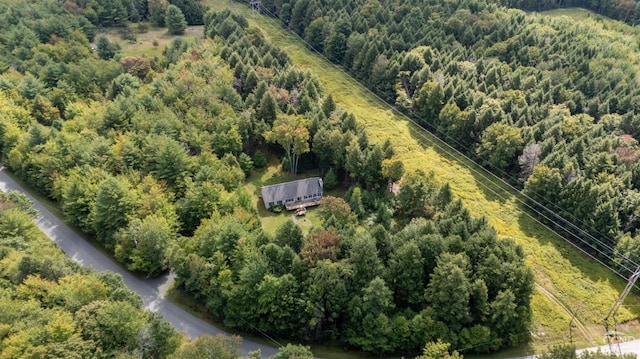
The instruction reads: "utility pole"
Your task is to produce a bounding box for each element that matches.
[568,305,581,345]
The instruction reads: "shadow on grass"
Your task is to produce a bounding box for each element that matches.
[516,208,625,289]
[406,124,511,206]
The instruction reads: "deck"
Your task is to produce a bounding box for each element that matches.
[285,198,322,211]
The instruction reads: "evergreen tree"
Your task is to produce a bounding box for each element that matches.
[323,168,338,190]
[274,219,304,253]
[322,94,336,117]
[93,177,136,251]
[426,253,472,332]
[348,186,365,218]
[257,91,278,124]
[165,5,187,35]
[386,240,424,308]
[96,36,119,60]
[148,0,169,26]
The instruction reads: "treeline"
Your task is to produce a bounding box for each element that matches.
[252,0,640,277]
[539,345,637,359]
[62,0,208,27]
[500,0,640,24]
[172,173,533,354]
[0,1,533,355]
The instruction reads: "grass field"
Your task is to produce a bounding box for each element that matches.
[95,24,203,58]
[205,0,640,354]
[535,7,601,21]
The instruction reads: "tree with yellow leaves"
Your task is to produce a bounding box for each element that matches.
[264,115,310,177]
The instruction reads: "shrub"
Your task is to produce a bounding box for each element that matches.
[253,150,267,169]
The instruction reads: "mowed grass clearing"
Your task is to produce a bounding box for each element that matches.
[243,154,332,236]
[207,0,640,353]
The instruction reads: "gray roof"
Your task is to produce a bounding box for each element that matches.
[261,177,323,207]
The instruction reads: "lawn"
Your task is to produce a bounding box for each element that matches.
[207,0,640,353]
[243,154,327,235]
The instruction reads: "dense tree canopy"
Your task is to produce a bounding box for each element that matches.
[0,189,317,359]
[0,191,181,358]
[0,2,536,356]
[502,0,640,24]
[248,0,640,280]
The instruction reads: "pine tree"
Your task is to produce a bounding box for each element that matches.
[165,5,187,35]
[93,177,135,249]
[323,168,338,190]
[257,91,278,124]
[322,94,336,117]
[96,36,119,60]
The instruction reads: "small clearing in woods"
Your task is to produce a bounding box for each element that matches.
[96,25,203,58]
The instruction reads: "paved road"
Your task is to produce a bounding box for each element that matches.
[0,166,279,357]
[513,339,640,358]
[576,339,640,356]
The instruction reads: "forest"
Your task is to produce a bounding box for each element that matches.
[0,0,541,356]
[0,190,317,358]
[249,0,640,281]
[0,191,183,358]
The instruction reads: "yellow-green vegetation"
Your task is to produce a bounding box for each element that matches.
[209,0,640,350]
[536,7,605,21]
[0,191,184,358]
[96,25,203,58]
[533,7,635,35]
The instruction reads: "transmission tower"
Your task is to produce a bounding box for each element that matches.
[250,0,261,12]
[603,265,640,351]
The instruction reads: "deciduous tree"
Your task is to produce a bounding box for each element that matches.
[476,123,524,171]
[169,334,241,359]
[115,214,174,276]
[381,158,404,190]
[264,115,310,177]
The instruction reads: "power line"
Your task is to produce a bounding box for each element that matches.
[247,1,637,268]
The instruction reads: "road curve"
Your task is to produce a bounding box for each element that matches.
[0,166,279,358]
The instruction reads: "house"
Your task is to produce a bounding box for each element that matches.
[261,177,323,210]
